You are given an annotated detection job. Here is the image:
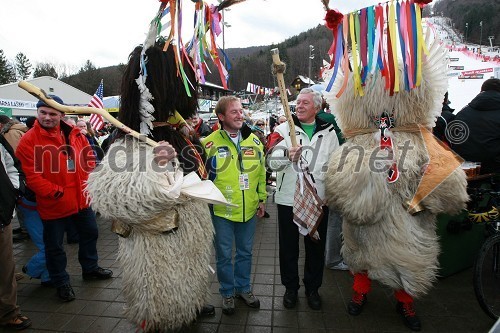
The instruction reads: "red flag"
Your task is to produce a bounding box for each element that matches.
[88,80,105,131]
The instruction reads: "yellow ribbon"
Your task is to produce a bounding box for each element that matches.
[415,3,428,86]
[167,110,188,128]
[349,13,364,97]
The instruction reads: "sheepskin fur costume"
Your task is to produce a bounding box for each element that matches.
[86,137,214,332]
[323,35,468,297]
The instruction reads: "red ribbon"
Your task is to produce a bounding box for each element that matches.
[375,5,390,90]
[386,5,395,96]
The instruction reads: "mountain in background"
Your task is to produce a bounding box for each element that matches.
[63,0,498,96]
[62,24,334,95]
[432,0,499,47]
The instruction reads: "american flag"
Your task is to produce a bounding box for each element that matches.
[88,80,105,131]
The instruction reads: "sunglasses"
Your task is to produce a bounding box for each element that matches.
[256,123,264,126]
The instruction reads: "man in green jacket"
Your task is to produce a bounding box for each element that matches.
[202,96,267,315]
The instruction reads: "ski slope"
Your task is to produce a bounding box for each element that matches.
[427,17,500,113]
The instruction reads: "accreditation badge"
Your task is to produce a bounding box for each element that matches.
[67,158,75,171]
[239,173,250,190]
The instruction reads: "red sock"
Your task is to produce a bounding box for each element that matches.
[394,289,414,303]
[353,272,371,295]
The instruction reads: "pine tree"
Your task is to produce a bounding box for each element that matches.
[33,62,58,79]
[0,50,16,85]
[15,52,32,80]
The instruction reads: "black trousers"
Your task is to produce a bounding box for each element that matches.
[277,204,329,294]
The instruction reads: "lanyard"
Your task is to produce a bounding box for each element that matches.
[224,130,244,172]
[61,130,73,160]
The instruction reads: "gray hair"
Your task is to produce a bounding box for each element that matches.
[299,88,323,110]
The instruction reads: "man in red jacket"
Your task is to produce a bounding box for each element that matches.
[16,95,112,302]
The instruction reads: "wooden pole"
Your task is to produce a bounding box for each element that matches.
[18,80,159,147]
[270,48,297,147]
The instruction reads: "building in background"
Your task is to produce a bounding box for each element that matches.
[0,76,91,123]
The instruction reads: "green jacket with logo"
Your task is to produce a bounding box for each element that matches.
[202,124,267,222]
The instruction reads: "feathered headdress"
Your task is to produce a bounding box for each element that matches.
[137,0,247,135]
[136,1,170,135]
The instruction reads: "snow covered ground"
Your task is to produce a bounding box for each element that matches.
[427,17,500,113]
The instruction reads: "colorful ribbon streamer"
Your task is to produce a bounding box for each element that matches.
[324,0,431,97]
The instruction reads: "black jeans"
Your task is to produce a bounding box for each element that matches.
[43,208,99,287]
[277,204,329,294]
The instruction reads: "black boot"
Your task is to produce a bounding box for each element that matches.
[283,289,298,309]
[347,292,367,316]
[197,304,215,316]
[396,301,421,331]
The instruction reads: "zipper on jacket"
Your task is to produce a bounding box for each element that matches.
[226,130,247,223]
[237,149,246,222]
[278,173,285,192]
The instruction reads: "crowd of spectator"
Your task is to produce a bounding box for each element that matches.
[2,79,499,330]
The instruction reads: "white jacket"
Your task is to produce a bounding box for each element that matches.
[268,117,339,206]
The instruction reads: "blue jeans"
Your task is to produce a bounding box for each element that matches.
[43,208,99,287]
[17,198,50,283]
[212,213,257,298]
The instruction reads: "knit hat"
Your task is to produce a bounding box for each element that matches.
[36,95,64,109]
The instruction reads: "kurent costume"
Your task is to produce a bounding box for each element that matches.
[85,17,217,332]
[87,0,246,328]
[87,137,213,331]
[321,1,468,330]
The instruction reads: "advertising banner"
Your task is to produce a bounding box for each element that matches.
[0,99,37,110]
[0,107,12,117]
[458,74,484,79]
[461,68,493,76]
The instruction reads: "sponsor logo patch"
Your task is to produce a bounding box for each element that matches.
[205,141,213,148]
[253,138,261,145]
[244,148,255,156]
[218,146,229,158]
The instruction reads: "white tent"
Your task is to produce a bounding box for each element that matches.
[0,76,91,119]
